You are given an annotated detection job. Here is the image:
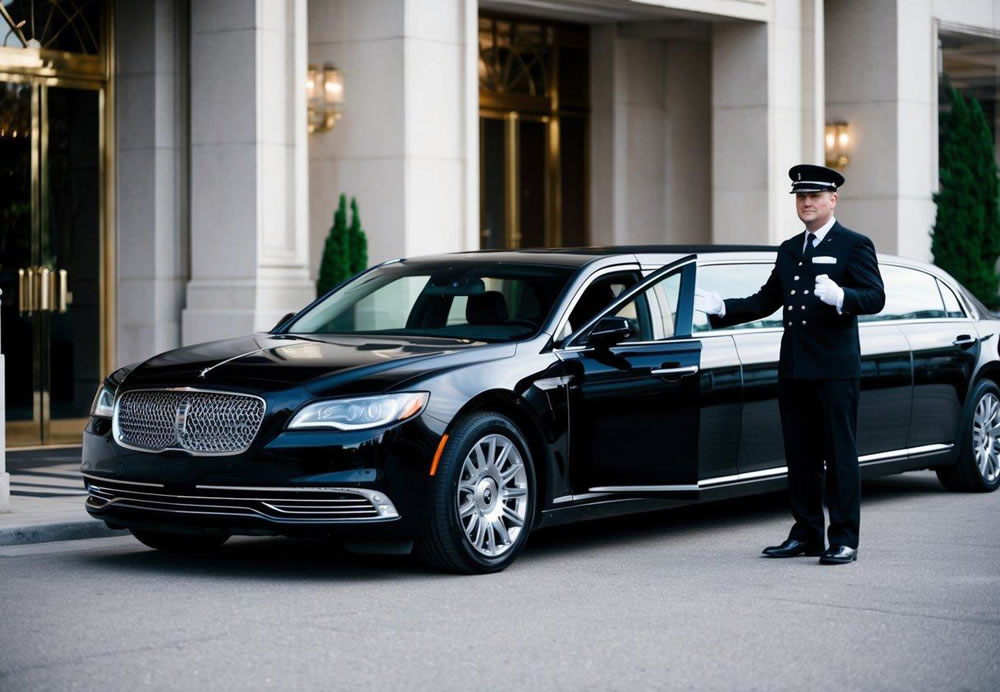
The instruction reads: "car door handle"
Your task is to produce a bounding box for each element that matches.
[952,335,977,348]
[651,365,700,378]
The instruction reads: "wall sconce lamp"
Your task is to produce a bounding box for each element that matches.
[307,63,344,134]
[825,121,850,168]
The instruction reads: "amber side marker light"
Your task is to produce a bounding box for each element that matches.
[429,434,449,476]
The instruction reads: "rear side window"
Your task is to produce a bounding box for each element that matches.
[860,265,945,322]
[937,280,966,318]
[694,263,783,332]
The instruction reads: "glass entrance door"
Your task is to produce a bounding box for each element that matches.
[0,77,103,446]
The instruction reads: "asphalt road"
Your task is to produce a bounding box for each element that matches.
[1,470,997,691]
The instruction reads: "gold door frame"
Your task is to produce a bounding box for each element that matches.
[478,13,588,250]
[0,4,115,446]
[479,110,561,249]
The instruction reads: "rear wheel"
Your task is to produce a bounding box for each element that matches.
[130,529,230,553]
[936,380,1000,492]
[416,412,536,573]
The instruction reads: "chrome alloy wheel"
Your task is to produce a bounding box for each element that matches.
[973,392,1000,483]
[456,433,528,557]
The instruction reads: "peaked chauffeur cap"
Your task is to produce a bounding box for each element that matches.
[788,164,845,193]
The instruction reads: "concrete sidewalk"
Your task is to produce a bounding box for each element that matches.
[0,447,126,546]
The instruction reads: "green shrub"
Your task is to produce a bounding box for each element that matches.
[317,194,368,297]
[933,87,1000,309]
[349,197,368,275]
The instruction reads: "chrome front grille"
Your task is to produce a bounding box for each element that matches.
[114,389,266,455]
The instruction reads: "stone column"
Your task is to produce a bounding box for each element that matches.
[590,23,712,246]
[183,0,314,343]
[308,0,471,271]
[713,0,826,246]
[712,20,769,244]
[826,0,936,259]
[115,0,189,365]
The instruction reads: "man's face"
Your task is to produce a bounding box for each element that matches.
[796,191,837,229]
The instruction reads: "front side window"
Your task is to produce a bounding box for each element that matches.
[694,263,783,332]
[558,271,641,340]
[289,262,574,342]
[610,271,682,341]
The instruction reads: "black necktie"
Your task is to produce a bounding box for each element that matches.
[805,233,817,256]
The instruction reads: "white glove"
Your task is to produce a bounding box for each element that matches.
[694,288,725,316]
[814,274,844,310]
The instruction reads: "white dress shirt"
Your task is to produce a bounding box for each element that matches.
[805,216,844,313]
[804,216,837,252]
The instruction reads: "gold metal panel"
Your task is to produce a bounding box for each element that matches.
[478,11,589,250]
[0,1,114,447]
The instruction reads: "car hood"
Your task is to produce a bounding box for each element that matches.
[121,333,511,393]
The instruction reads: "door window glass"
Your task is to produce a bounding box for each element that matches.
[694,263,783,332]
[937,280,966,318]
[610,271,682,341]
[860,266,946,322]
[561,271,641,338]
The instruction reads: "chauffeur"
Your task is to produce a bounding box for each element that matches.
[695,164,885,565]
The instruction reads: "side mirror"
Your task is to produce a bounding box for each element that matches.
[272,312,296,331]
[586,315,635,348]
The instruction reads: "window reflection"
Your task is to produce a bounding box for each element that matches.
[694,264,782,332]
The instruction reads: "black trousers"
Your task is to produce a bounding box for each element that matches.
[777,378,861,548]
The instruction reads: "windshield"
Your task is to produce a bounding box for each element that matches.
[287,261,576,342]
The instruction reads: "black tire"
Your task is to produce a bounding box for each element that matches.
[130,529,230,553]
[416,411,537,574]
[936,379,1000,493]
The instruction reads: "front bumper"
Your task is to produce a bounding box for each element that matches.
[81,413,441,539]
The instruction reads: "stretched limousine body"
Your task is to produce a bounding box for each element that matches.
[82,247,1000,573]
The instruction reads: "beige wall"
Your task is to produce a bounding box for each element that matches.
[307,0,477,277]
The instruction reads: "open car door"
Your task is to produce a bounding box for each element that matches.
[557,254,702,499]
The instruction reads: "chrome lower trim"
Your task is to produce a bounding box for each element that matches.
[698,444,955,489]
[82,473,164,488]
[588,484,700,493]
[699,466,788,488]
[904,443,954,458]
[552,492,613,505]
[553,444,955,506]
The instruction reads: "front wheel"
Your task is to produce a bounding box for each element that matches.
[130,529,230,553]
[417,412,536,574]
[936,380,1000,492]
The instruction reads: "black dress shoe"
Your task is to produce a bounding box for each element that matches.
[819,545,858,564]
[761,539,824,558]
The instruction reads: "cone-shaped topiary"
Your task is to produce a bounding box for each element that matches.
[317,193,351,297]
[349,196,368,275]
[933,87,1000,309]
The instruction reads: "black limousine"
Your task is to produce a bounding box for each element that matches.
[83,247,1000,573]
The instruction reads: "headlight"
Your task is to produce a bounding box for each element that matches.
[288,392,429,431]
[90,384,115,418]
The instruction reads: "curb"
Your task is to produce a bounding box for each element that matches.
[0,520,127,547]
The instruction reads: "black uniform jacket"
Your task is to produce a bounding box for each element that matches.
[709,222,885,380]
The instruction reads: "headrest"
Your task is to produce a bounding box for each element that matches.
[466,290,508,325]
